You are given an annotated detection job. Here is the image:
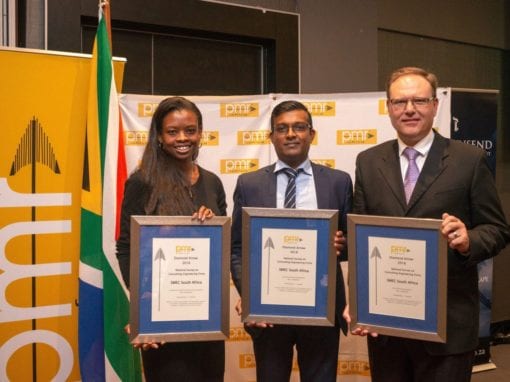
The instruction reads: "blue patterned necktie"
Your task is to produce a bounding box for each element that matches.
[403,147,421,204]
[282,168,302,208]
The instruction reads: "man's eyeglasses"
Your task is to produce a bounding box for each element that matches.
[388,97,436,112]
[273,123,311,135]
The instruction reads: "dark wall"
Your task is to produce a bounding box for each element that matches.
[298,0,378,92]
[48,0,299,94]
[378,0,507,49]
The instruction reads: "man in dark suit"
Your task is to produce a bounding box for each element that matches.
[350,66,510,381]
[231,100,353,382]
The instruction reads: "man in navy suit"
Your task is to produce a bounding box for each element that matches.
[350,67,510,381]
[231,100,353,382]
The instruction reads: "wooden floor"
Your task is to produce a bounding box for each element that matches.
[472,344,510,382]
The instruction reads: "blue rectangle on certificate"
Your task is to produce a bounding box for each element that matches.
[137,225,223,333]
[248,216,331,318]
[355,225,439,333]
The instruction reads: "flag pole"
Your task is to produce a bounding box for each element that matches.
[101,1,113,50]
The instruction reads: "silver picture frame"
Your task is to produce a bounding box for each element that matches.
[241,207,338,326]
[347,213,447,343]
[129,215,231,343]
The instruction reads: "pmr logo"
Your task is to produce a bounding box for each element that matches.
[284,235,302,244]
[337,129,377,145]
[378,99,388,115]
[202,131,219,146]
[220,159,259,174]
[391,245,409,255]
[302,101,335,116]
[176,245,194,254]
[229,326,251,341]
[220,102,259,117]
[138,102,160,117]
[338,360,371,376]
[125,131,148,145]
[239,354,256,369]
[312,159,335,168]
[237,130,270,145]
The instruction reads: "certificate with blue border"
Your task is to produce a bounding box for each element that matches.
[129,216,230,343]
[347,214,447,342]
[242,207,338,326]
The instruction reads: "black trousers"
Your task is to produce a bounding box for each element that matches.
[368,335,474,382]
[248,324,340,382]
[142,340,224,382]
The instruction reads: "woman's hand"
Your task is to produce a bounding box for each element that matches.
[192,205,215,222]
[126,324,165,350]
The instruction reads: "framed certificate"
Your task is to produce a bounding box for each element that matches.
[242,207,338,326]
[129,215,230,343]
[347,214,447,342]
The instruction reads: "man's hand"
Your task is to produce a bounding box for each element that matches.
[236,298,273,328]
[343,305,378,337]
[350,326,378,337]
[235,298,242,316]
[245,321,274,328]
[334,230,346,257]
[342,304,351,324]
[442,213,470,254]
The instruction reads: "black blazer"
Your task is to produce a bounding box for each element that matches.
[230,161,353,333]
[353,132,510,355]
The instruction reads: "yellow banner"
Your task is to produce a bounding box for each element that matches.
[0,47,124,382]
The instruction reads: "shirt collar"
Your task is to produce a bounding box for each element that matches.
[274,158,312,175]
[398,129,435,157]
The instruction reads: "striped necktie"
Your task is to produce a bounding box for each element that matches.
[282,168,302,208]
[403,147,421,204]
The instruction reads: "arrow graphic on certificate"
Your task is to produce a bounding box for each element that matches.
[370,246,382,305]
[154,248,166,311]
[264,237,275,294]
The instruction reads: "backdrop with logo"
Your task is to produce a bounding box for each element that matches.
[119,91,451,381]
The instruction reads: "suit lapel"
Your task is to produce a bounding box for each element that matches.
[311,163,330,209]
[261,164,278,207]
[407,133,449,210]
[377,141,407,211]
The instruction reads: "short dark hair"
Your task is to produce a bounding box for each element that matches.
[270,100,313,132]
[386,67,438,99]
